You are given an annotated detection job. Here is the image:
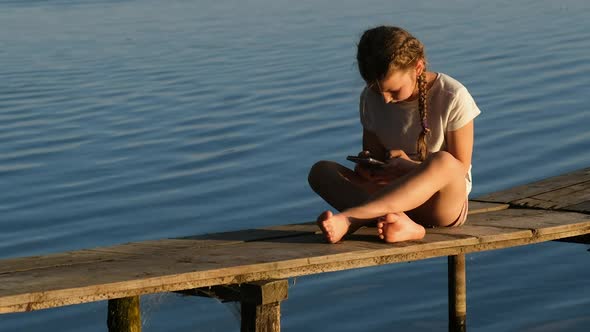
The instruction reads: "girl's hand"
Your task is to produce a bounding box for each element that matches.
[354,150,376,181]
[386,149,411,161]
[353,150,398,185]
[383,149,420,177]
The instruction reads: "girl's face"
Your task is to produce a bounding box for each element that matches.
[370,60,424,104]
[373,69,416,104]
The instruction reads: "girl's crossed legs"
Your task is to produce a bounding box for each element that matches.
[308,151,467,243]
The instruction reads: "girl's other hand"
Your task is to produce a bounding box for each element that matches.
[354,150,373,181]
[358,150,372,158]
[353,150,394,185]
[386,149,411,161]
[384,149,420,176]
[353,150,378,181]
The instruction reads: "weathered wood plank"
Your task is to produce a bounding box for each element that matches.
[1,204,589,315]
[262,222,319,234]
[0,237,268,276]
[474,167,590,204]
[0,250,129,275]
[511,183,590,210]
[466,209,590,236]
[181,228,313,244]
[467,201,510,215]
[429,224,533,243]
[89,239,239,256]
[1,215,588,315]
[0,231,478,313]
[562,200,590,214]
[87,228,317,258]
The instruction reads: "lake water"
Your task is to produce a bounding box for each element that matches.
[1,0,589,331]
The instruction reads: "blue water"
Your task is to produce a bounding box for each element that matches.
[1,0,589,331]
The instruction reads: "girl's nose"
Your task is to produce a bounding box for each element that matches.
[382,93,393,104]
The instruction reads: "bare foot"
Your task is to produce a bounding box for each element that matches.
[316,210,352,243]
[376,212,426,243]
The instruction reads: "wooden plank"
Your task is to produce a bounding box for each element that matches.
[474,167,590,204]
[428,224,533,243]
[1,206,589,314]
[89,239,236,255]
[181,228,313,243]
[0,216,587,315]
[562,200,590,214]
[91,228,316,256]
[511,183,590,210]
[467,201,510,215]
[0,237,261,275]
[0,232,477,313]
[1,232,309,275]
[0,238,252,275]
[261,222,319,234]
[467,209,590,236]
[0,250,131,275]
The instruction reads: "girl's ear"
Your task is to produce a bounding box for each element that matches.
[415,59,425,76]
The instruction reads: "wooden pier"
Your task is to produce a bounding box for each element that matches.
[1,167,589,331]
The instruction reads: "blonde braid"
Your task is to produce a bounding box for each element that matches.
[416,72,430,161]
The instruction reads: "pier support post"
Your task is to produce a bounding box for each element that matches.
[182,279,289,332]
[448,254,466,332]
[107,296,142,332]
[239,280,288,332]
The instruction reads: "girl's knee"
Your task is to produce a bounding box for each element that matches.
[425,151,464,174]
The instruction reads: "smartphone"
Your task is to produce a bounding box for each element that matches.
[346,155,385,167]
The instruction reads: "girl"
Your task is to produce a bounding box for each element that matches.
[308,26,481,243]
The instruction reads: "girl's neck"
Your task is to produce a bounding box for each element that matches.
[407,71,437,102]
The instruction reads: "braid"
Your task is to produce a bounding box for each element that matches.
[416,73,430,161]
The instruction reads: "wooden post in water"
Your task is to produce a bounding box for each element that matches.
[448,254,466,332]
[107,296,141,332]
[240,280,288,332]
[183,279,289,332]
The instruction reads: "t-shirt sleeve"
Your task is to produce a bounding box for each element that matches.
[358,88,374,131]
[447,86,481,131]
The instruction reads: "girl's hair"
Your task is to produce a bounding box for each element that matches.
[357,26,430,161]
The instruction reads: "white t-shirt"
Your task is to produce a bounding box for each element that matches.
[359,73,481,194]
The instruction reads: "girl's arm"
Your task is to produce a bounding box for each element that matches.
[445,120,474,175]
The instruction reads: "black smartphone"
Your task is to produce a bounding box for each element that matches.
[346,156,385,167]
